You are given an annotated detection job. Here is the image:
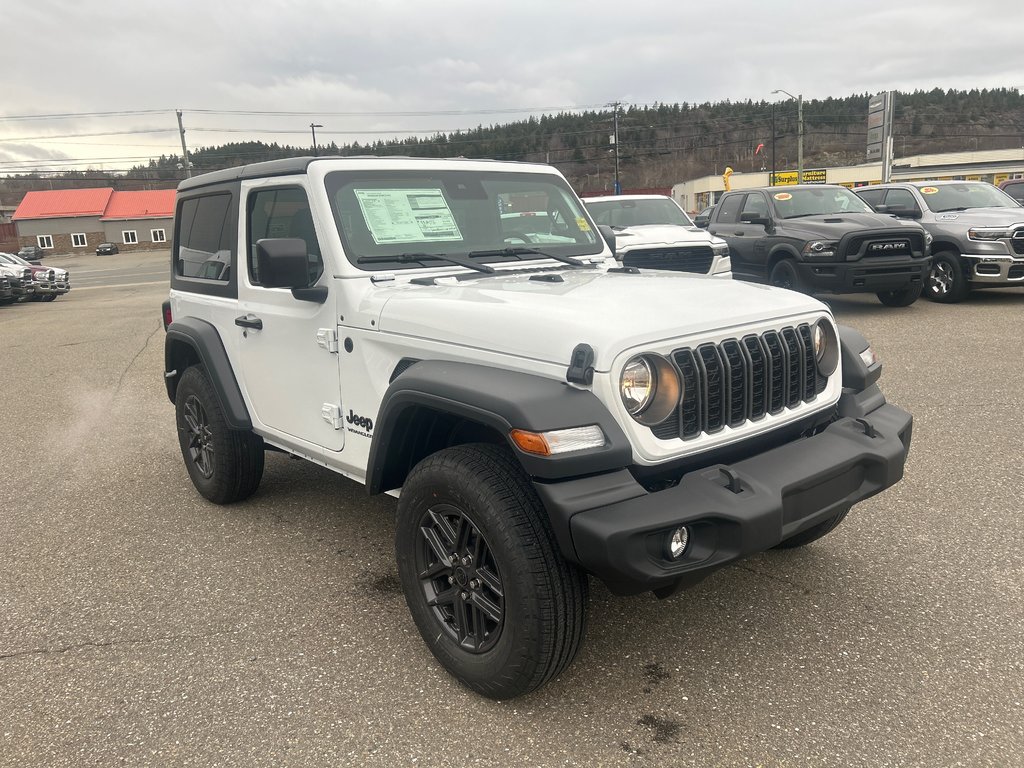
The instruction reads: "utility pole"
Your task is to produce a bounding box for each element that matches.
[611,103,621,195]
[310,123,323,157]
[771,102,776,186]
[796,93,804,184]
[176,109,192,178]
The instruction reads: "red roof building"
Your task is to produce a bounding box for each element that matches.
[12,188,114,221]
[12,187,176,254]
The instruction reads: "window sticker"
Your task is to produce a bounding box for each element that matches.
[773,192,793,201]
[353,188,463,244]
[576,216,591,232]
[920,186,939,195]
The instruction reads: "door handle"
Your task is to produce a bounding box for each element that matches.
[234,314,263,330]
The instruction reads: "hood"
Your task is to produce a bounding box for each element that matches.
[376,268,825,370]
[927,207,1024,226]
[779,212,920,239]
[613,224,721,249]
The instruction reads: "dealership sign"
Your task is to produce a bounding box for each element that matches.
[771,168,826,185]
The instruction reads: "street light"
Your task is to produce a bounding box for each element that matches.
[772,89,803,183]
[310,123,323,157]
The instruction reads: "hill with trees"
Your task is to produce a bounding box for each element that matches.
[4,88,1023,204]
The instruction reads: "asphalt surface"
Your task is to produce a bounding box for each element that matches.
[1,253,1022,767]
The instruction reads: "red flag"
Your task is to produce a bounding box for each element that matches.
[755,142,765,155]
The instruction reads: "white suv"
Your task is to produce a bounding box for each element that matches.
[163,156,912,699]
[583,194,732,277]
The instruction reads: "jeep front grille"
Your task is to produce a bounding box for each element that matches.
[621,246,714,274]
[651,323,828,441]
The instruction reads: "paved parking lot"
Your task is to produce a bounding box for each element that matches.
[1,256,1022,767]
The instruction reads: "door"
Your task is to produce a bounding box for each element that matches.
[233,183,345,452]
[709,193,756,278]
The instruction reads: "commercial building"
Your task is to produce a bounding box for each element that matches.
[672,148,1024,213]
[12,188,175,254]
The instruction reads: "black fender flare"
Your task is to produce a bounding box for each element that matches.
[766,242,801,271]
[837,324,882,392]
[164,317,252,430]
[366,360,632,493]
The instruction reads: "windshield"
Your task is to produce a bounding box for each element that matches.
[325,169,602,270]
[915,183,1021,212]
[1,253,31,266]
[585,198,693,228]
[769,187,875,218]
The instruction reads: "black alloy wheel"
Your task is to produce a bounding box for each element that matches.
[182,394,215,479]
[769,259,806,293]
[415,504,504,653]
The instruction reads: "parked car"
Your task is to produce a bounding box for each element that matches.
[693,205,715,228]
[96,242,120,255]
[707,184,931,306]
[17,245,45,264]
[0,275,13,305]
[162,156,911,699]
[0,252,70,301]
[582,194,732,277]
[0,262,36,302]
[998,178,1024,205]
[855,180,1024,302]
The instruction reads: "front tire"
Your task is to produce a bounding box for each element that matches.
[395,444,588,700]
[175,365,264,504]
[926,251,969,303]
[769,259,807,293]
[876,283,922,307]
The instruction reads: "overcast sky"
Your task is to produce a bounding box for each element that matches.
[4,0,1024,175]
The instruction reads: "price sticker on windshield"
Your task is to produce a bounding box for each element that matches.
[576,217,591,232]
[920,186,939,195]
[773,192,793,201]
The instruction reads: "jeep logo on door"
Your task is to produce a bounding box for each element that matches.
[868,240,910,253]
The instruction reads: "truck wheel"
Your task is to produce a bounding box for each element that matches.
[769,259,806,293]
[774,508,849,549]
[876,283,922,307]
[395,443,588,700]
[175,365,264,504]
[925,251,969,303]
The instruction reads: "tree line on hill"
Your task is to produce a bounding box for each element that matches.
[3,87,1023,204]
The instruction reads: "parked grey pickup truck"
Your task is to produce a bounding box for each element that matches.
[709,185,931,306]
[855,180,1024,302]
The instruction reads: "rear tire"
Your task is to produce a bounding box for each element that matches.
[175,365,264,504]
[876,283,922,307]
[395,443,588,700]
[769,259,807,293]
[925,251,969,303]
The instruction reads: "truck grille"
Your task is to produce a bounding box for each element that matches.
[845,233,924,259]
[652,324,828,441]
[1011,229,1024,255]
[622,246,714,274]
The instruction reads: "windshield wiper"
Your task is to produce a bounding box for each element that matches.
[356,252,494,274]
[467,246,589,268]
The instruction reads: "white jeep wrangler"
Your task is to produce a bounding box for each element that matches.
[162,156,912,699]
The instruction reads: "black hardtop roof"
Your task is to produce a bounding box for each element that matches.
[176,155,536,193]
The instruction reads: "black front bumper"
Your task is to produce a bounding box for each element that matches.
[534,400,912,596]
[796,256,928,293]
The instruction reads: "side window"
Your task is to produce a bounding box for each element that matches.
[715,194,744,225]
[247,187,324,286]
[176,193,234,281]
[883,189,920,213]
[857,188,886,209]
[740,193,769,219]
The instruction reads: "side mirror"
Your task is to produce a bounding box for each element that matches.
[598,224,617,258]
[255,238,310,288]
[694,216,710,229]
[740,211,771,227]
[882,206,921,219]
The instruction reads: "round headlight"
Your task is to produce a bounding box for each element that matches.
[813,320,839,377]
[620,354,683,426]
[620,357,654,416]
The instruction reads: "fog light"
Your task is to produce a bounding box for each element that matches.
[667,526,690,559]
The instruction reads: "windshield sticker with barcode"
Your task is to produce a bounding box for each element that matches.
[353,189,463,244]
